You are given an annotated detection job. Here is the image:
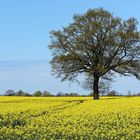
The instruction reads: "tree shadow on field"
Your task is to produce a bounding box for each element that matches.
[65,100,86,103]
[101,96,130,100]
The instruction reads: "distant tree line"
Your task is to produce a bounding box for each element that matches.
[1,89,140,97]
[3,89,53,97]
[3,89,81,97]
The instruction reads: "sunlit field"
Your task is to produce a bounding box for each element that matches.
[0,96,140,139]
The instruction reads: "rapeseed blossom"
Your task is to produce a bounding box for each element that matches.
[0,96,140,139]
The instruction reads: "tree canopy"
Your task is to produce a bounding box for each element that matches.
[49,8,140,100]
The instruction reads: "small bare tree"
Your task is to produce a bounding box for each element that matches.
[82,75,111,96]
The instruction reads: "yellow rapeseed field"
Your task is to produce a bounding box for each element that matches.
[0,96,140,140]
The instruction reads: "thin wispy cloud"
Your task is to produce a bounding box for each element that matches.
[0,60,88,95]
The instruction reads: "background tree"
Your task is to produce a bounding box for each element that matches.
[15,90,24,96]
[56,92,64,96]
[42,90,53,96]
[49,8,140,100]
[108,90,119,96]
[4,89,15,96]
[127,90,132,97]
[33,90,42,97]
[15,90,31,96]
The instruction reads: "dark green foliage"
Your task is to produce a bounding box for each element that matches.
[42,90,53,96]
[4,89,16,96]
[15,90,28,96]
[16,90,24,96]
[56,92,79,96]
[108,90,119,96]
[33,91,42,97]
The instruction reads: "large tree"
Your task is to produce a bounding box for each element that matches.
[49,8,140,100]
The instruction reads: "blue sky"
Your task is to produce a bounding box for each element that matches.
[0,0,139,94]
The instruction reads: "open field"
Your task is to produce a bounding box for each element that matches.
[0,96,140,139]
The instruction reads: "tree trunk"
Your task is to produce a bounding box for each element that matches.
[93,76,99,100]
